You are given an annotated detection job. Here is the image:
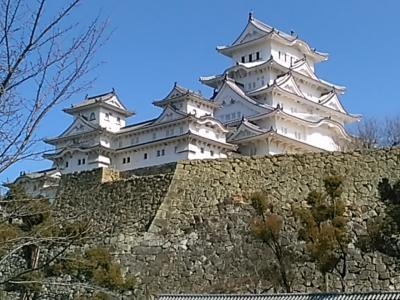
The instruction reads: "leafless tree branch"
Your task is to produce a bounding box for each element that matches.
[0,0,109,175]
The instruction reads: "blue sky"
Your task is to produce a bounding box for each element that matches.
[2,0,400,183]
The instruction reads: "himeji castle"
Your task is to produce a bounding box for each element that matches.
[43,86,235,174]
[201,13,360,155]
[8,14,360,195]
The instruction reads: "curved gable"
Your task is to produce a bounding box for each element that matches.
[214,80,271,115]
[152,106,188,125]
[319,92,347,114]
[57,116,99,139]
[291,60,317,80]
[276,73,305,98]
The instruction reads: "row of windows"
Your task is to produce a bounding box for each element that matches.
[122,127,186,147]
[280,127,304,141]
[122,147,176,163]
[200,147,214,156]
[241,51,261,63]
[156,149,166,157]
[278,51,297,65]
[65,158,85,168]
[246,79,265,90]
[294,131,303,140]
[64,146,217,169]
[104,112,121,124]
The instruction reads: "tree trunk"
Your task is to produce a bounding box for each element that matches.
[324,273,329,292]
[21,245,40,300]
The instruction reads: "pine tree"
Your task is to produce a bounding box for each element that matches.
[294,175,349,292]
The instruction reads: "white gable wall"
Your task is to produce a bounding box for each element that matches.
[99,107,126,132]
[214,86,263,122]
[231,40,271,65]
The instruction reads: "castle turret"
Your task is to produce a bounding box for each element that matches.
[201,15,361,155]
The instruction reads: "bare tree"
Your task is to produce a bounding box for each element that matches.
[384,116,400,148]
[352,117,381,150]
[350,116,400,150]
[0,0,107,175]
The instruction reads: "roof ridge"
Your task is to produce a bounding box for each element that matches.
[86,89,115,100]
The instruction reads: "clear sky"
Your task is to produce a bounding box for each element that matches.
[2,0,400,184]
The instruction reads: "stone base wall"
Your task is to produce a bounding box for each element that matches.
[55,149,400,297]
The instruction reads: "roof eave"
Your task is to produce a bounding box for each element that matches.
[63,103,134,117]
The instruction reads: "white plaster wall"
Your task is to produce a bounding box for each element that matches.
[306,126,339,151]
[63,152,90,173]
[274,118,306,142]
[267,140,287,155]
[112,143,189,170]
[231,41,271,65]
[253,117,274,130]
[271,93,345,124]
[186,101,214,117]
[270,41,304,68]
[272,94,309,115]
[214,87,261,122]
[114,122,189,149]
[99,108,126,132]
[273,117,339,151]
[57,151,110,174]
[237,138,304,156]
[240,68,277,92]
[296,81,323,101]
[187,142,227,160]
[189,122,226,143]
[239,139,270,156]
